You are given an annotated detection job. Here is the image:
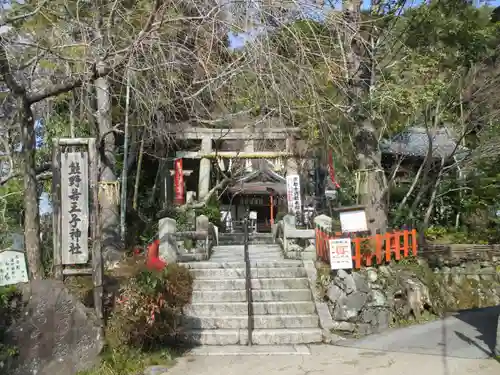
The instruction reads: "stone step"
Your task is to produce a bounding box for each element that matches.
[209,258,282,263]
[252,289,312,302]
[252,328,322,345]
[285,251,316,261]
[253,301,316,315]
[191,267,305,279]
[183,260,301,269]
[182,262,246,269]
[192,277,310,291]
[193,279,246,290]
[191,288,312,303]
[186,302,248,316]
[252,277,310,290]
[192,290,247,302]
[178,254,206,262]
[211,254,283,259]
[249,245,281,250]
[181,329,248,345]
[190,268,246,279]
[210,255,281,261]
[214,247,281,254]
[182,314,319,330]
[180,327,321,345]
[252,267,307,278]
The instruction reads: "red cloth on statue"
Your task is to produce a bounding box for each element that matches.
[146,239,167,270]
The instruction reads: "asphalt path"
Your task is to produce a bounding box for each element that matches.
[338,305,500,359]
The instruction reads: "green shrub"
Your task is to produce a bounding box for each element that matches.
[197,196,221,227]
[106,263,193,350]
[0,286,22,371]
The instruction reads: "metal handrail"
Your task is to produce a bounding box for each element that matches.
[243,214,253,346]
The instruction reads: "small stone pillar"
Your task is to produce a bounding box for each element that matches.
[158,217,178,263]
[186,191,196,204]
[286,135,298,176]
[244,139,254,172]
[196,214,210,232]
[198,137,212,200]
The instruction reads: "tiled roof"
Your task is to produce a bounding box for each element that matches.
[380,127,469,159]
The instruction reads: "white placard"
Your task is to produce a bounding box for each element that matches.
[286,174,302,224]
[328,238,353,270]
[339,209,368,233]
[61,152,89,265]
[0,250,29,286]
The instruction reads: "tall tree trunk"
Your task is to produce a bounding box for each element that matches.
[342,0,388,233]
[1,39,43,279]
[94,2,121,262]
[95,70,121,261]
[120,68,131,243]
[21,100,43,279]
[133,131,145,211]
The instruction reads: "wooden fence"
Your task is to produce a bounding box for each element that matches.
[315,226,418,269]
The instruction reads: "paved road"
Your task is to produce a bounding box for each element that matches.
[168,345,498,375]
[165,306,500,375]
[339,305,500,359]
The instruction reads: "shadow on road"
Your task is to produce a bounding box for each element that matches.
[452,305,500,359]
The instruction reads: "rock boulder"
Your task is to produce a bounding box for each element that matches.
[5,279,104,375]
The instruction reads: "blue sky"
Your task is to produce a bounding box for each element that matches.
[227,0,500,49]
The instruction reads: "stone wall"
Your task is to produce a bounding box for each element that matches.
[318,247,500,337]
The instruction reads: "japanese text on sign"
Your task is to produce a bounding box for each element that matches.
[0,251,29,286]
[328,238,353,270]
[61,152,89,265]
[286,174,302,225]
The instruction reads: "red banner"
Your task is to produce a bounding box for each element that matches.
[328,151,340,189]
[174,158,184,205]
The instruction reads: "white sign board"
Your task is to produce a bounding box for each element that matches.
[61,152,89,265]
[0,250,29,286]
[286,174,302,224]
[328,238,353,270]
[339,209,368,233]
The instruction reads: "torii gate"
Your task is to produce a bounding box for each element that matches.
[174,127,301,200]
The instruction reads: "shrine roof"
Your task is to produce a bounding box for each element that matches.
[228,162,287,195]
[380,126,469,160]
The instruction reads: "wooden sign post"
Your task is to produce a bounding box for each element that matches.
[52,138,103,330]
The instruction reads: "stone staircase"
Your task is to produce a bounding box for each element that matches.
[180,242,323,345]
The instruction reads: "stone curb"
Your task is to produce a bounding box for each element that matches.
[302,260,345,344]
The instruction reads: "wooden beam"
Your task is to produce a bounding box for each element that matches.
[178,151,295,159]
[174,127,300,140]
[169,169,193,176]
